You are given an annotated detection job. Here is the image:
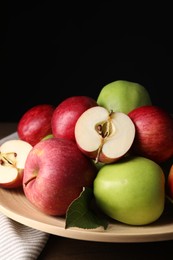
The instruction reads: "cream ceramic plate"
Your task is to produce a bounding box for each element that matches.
[0,133,173,243]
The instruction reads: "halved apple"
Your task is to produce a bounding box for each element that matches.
[0,139,33,188]
[75,106,136,163]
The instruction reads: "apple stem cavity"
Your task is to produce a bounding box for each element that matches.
[96,110,114,139]
[24,174,37,186]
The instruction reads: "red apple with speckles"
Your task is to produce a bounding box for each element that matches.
[17,104,55,146]
[23,137,97,216]
[128,105,173,164]
[51,96,98,141]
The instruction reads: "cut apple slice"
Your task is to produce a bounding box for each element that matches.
[0,139,33,188]
[75,106,135,163]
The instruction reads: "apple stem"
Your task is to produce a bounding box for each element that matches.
[24,175,37,186]
[95,140,104,163]
[94,112,114,163]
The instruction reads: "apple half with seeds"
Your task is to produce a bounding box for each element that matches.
[0,139,33,188]
[75,106,136,164]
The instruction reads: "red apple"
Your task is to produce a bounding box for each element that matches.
[75,106,135,164]
[51,96,98,141]
[17,104,55,146]
[128,105,173,164]
[23,137,97,216]
[167,164,173,200]
[0,139,33,188]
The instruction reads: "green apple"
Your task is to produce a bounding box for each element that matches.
[97,80,152,114]
[93,156,165,225]
[41,134,54,141]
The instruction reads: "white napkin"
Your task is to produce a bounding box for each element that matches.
[0,212,49,260]
[0,133,50,260]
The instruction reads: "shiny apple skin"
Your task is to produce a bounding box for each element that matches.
[93,156,165,225]
[128,105,173,164]
[51,96,97,141]
[23,137,97,216]
[17,104,55,146]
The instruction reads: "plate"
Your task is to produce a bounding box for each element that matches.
[0,133,173,243]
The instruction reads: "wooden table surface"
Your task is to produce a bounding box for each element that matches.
[0,122,173,260]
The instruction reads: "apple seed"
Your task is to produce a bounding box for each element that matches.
[0,152,17,167]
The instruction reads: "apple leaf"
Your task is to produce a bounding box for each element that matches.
[65,187,109,230]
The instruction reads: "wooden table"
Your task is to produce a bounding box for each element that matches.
[0,122,173,260]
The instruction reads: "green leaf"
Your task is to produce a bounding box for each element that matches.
[65,187,109,230]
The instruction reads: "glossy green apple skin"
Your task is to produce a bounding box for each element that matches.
[93,156,165,225]
[41,134,54,141]
[97,80,152,114]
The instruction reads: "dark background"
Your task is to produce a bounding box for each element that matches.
[1,1,173,122]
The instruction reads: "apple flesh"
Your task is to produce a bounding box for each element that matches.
[23,137,97,216]
[17,104,55,146]
[0,139,33,188]
[75,106,135,163]
[93,156,165,225]
[51,96,98,141]
[97,80,152,114]
[128,105,173,164]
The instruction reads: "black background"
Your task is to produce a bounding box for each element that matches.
[2,1,173,122]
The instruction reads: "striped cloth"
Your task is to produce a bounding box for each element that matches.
[0,212,49,260]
